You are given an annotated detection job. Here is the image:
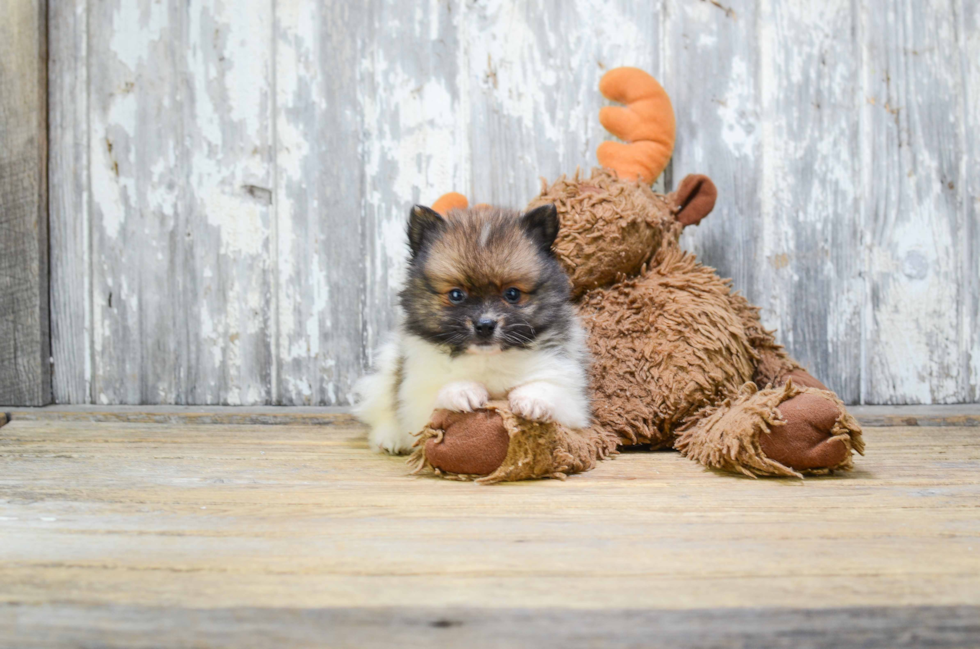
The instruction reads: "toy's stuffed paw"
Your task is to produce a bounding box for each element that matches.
[434,381,489,412]
[423,409,511,476]
[763,392,850,471]
[508,384,556,423]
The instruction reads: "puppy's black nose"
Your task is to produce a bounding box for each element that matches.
[474,318,497,339]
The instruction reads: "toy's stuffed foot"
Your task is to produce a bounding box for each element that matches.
[756,370,863,472]
[418,408,511,476]
[675,380,864,478]
[760,389,850,471]
[408,401,618,484]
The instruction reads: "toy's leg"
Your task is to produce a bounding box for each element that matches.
[727,290,809,386]
[723,290,864,472]
[674,381,863,478]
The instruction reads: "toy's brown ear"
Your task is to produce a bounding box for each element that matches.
[669,174,717,226]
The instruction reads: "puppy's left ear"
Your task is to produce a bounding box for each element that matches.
[520,204,560,254]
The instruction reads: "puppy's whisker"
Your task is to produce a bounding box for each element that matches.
[433,331,468,343]
[514,318,537,336]
[504,325,534,341]
[503,330,534,346]
[505,329,532,342]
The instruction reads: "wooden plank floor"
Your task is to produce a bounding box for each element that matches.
[1,418,978,647]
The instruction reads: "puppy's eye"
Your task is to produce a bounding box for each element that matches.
[503,287,522,304]
[447,288,466,304]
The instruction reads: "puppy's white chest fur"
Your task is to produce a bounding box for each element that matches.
[354,327,591,454]
[402,335,556,400]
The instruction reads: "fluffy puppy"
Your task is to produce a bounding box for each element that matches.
[354,203,591,454]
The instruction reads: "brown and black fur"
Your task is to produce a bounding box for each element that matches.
[401,204,576,356]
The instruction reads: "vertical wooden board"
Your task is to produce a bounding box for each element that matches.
[275,2,366,405]
[667,0,762,321]
[49,0,90,404]
[961,0,980,402]
[180,0,275,404]
[862,0,966,404]
[461,0,661,208]
[0,0,49,406]
[88,0,274,404]
[357,0,469,361]
[87,0,183,404]
[753,0,862,402]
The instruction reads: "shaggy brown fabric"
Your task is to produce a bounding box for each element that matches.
[579,245,758,447]
[725,291,802,387]
[668,174,718,226]
[527,168,677,298]
[777,369,829,391]
[675,381,864,478]
[409,401,619,485]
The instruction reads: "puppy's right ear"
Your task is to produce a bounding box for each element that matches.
[520,204,560,254]
[408,205,444,258]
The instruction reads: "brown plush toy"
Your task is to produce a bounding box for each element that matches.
[409,67,864,483]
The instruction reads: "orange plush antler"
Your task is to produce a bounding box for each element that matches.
[596,67,676,184]
[431,192,468,216]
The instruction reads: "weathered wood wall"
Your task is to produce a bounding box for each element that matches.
[47,0,979,406]
[1,0,49,406]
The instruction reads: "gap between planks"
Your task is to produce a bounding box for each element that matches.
[3,404,979,428]
[2,604,979,649]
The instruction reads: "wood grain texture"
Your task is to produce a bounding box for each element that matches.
[4,604,979,649]
[83,0,277,405]
[274,1,366,406]
[0,0,49,406]
[861,0,968,404]
[180,0,276,406]
[48,0,90,405]
[46,0,980,405]
[87,0,174,404]
[5,403,980,428]
[0,422,978,623]
[962,0,980,402]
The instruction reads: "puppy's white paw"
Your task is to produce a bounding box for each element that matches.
[508,384,556,423]
[434,381,489,412]
[369,423,415,455]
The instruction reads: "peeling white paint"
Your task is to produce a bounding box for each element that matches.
[717,57,756,159]
[50,0,979,406]
[203,191,267,257]
[109,1,168,69]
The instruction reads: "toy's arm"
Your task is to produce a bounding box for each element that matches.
[596,67,676,184]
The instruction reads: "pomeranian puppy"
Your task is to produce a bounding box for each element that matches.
[354,203,591,454]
